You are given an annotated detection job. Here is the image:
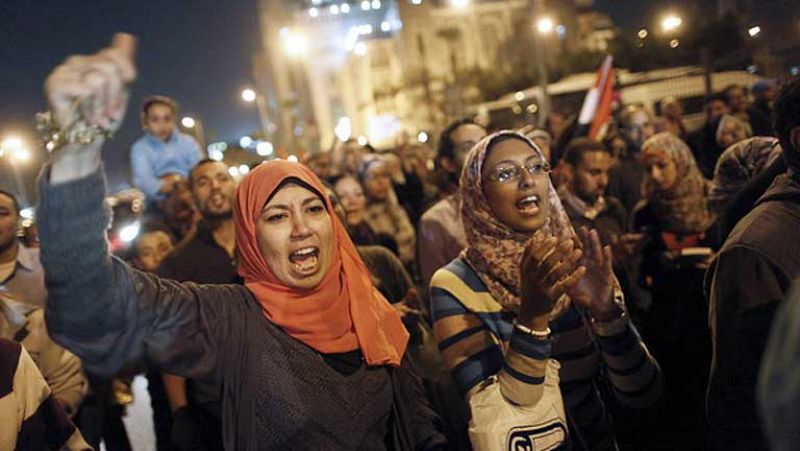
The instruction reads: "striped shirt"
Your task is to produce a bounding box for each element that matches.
[431,258,662,450]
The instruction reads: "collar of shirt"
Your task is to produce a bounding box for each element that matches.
[145,131,179,147]
[0,287,34,335]
[560,188,607,221]
[15,245,36,272]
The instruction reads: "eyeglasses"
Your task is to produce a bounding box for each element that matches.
[488,161,551,183]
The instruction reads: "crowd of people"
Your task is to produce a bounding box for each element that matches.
[2,33,800,451]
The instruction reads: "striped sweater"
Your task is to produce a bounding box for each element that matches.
[0,338,90,450]
[431,258,662,450]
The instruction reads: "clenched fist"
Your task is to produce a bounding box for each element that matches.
[45,33,137,135]
[44,33,137,184]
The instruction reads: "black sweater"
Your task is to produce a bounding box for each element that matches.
[37,165,446,451]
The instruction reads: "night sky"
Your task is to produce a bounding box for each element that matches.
[1,0,663,199]
[0,0,262,195]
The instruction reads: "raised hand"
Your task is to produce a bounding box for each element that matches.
[518,231,586,328]
[45,33,137,135]
[569,227,620,321]
[44,33,137,183]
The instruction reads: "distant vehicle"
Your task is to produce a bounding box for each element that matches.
[472,65,766,133]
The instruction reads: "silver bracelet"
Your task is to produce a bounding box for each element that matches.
[513,321,551,338]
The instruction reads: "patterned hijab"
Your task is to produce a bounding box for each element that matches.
[709,137,782,215]
[642,132,715,234]
[460,131,575,313]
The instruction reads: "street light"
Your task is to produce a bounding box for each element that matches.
[638,28,649,39]
[241,88,257,103]
[354,42,368,56]
[748,26,761,37]
[181,116,196,128]
[0,137,30,164]
[536,17,555,34]
[282,30,308,58]
[661,14,683,33]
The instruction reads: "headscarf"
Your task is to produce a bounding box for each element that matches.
[709,137,782,215]
[642,132,715,234]
[715,114,753,148]
[234,160,408,367]
[460,131,575,313]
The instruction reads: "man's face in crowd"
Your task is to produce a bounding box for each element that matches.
[0,194,19,254]
[447,124,487,174]
[342,143,367,175]
[191,162,236,220]
[159,177,196,222]
[308,153,332,180]
[571,151,613,205]
[726,87,748,114]
[134,231,174,273]
[144,103,177,142]
[706,100,730,122]
[623,110,655,150]
[662,100,683,119]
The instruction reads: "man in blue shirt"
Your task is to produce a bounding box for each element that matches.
[130,96,202,201]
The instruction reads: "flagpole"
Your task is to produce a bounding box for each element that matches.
[534,0,551,128]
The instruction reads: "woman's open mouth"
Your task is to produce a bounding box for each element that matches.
[516,195,541,216]
[288,246,320,275]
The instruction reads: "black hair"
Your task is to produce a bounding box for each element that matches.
[723,84,747,98]
[129,221,175,260]
[773,76,800,170]
[704,92,729,107]
[264,177,325,209]
[485,133,536,156]
[562,137,611,167]
[0,189,20,215]
[141,95,179,116]
[437,118,484,160]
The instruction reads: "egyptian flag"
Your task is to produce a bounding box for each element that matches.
[577,55,615,140]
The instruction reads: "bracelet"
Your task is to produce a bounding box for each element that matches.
[36,110,114,152]
[513,321,551,338]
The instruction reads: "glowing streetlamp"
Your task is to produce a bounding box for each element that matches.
[241,88,257,103]
[748,26,761,37]
[536,17,555,34]
[0,137,30,164]
[282,30,308,58]
[354,42,368,56]
[181,116,196,128]
[637,28,649,39]
[661,14,683,33]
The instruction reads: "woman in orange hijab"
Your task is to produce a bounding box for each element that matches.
[36,35,446,451]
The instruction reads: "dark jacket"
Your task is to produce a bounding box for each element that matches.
[631,202,713,449]
[157,220,240,285]
[37,166,446,451]
[608,155,645,214]
[705,174,800,450]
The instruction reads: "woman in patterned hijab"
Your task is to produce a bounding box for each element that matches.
[459,131,576,312]
[430,130,662,450]
[641,132,715,235]
[709,137,782,215]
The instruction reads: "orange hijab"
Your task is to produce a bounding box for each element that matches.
[234,160,408,367]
